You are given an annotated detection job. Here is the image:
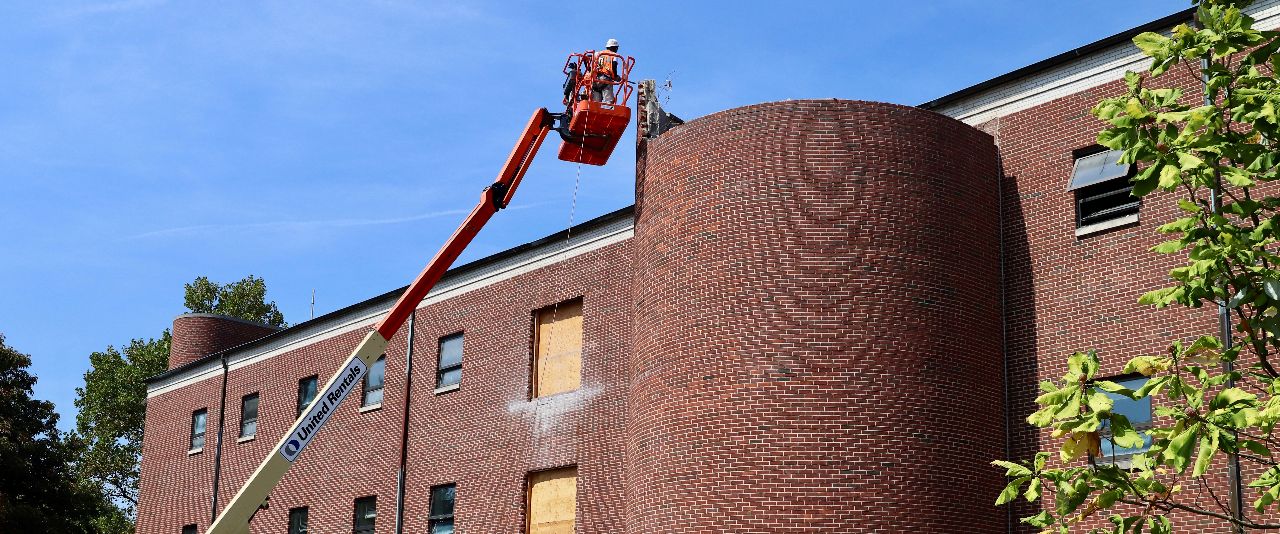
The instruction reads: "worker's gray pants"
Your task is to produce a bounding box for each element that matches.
[591,83,615,104]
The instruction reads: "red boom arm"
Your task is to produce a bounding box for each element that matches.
[376,108,553,340]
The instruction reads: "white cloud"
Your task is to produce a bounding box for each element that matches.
[58,0,166,17]
[127,208,470,239]
[126,201,546,240]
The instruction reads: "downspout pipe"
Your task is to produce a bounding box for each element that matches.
[1192,8,1244,527]
[996,147,1013,534]
[394,311,417,534]
[210,354,230,523]
[1196,11,1245,532]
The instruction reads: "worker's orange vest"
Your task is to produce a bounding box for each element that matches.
[595,51,621,80]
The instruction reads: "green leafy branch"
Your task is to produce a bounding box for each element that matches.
[996,1,1280,531]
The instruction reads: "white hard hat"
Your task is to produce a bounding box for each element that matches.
[605,38,619,49]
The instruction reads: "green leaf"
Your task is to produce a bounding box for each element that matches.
[1026,477,1042,502]
[1193,428,1220,477]
[1094,380,1136,398]
[1158,163,1182,189]
[996,476,1029,505]
[1221,166,1256,187]
[1177,151,1205,170]
[991,460,1031,477]
[1035,384,1078,407]
[1164,423,1200,473]
[1132,162,1161,196]
[1151,239,1184,254]
[1244,440,1271,457]
[1267,279,1280,301]
[1210,387,1257,410]
[1124,356,1170,376]
[1021,511,1053,528]
[1109,414,1147,450]
[1134,31,1173,56]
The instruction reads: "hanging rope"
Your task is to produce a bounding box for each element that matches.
[550,59,592,322]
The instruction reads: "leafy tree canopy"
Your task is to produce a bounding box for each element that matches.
[75,275,285,532]
[997,1,1280,532]
[184,275,286,327]
[0,334,124,533]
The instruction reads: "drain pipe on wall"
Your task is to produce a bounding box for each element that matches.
[1204,59,1247,534]
[210,353,230,523]
[1194,11,1245,531]
[995,147,1014,534]
[394,311,418,534]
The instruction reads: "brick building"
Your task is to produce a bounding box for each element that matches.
[136,3,1280,533]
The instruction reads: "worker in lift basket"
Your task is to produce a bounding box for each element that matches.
[592,38,623,104]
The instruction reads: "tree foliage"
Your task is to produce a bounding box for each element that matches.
[0,334,124,533]
[74,333,169,521]
[184,275,286,327]
[998,1,1280,531]
[74,275,285,531]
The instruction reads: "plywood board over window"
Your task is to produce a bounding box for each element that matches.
[527,466,577,534]
[533,298,583,398]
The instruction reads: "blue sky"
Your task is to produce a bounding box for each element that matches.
[1,0,1179,431]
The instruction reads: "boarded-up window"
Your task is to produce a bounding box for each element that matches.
[533,299,582,398]
[527,467,576,534]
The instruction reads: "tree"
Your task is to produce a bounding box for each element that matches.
[74,275,285,531]
[184,275,286,327]
[0,333,121,533]
[74,333,169,527]
[996,1,1280,531]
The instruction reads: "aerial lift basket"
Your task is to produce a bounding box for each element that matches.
[557,50,636,166]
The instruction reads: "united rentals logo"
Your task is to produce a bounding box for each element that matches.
[277,358,367,462]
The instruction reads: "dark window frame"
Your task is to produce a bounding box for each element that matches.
[1070,146,1140,231]
[428,483,456,533]
[297,375,318,417]
[182,524,197,534]
[361,356,386,408]
[437,332,464,389]
[239,392,259,439]
[190,408,208,451]
[352,495,377,534]
[288,506,309,534]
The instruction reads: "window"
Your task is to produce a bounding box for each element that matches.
[362,356,386,408]
[190,409,207,451]
[429,483,456,534]
[1098,375,1153,461]
[437,333,464,389]
[1069,148,1139,234]
[527,467,576,534]
[239,393,259,439]
[297,375,318,417]
[288,506,309,534]
[182,525,197,534]
[533,299,583,398]
[352,496,377,534]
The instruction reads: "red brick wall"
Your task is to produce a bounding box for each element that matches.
[140,81,1268,534]
[169,314,280,370]
[988,67,1248,531]
[629,100,1006,532]
[138,239,633,534]
[138,372,222,534]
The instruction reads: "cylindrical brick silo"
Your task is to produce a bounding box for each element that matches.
[628,100,1004,532]
[169,313,281,369]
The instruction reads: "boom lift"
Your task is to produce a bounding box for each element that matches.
[206,49,634,534]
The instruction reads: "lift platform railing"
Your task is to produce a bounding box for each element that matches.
[562,50,636,108]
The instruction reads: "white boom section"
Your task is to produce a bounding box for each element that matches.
[206,330,389,534]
